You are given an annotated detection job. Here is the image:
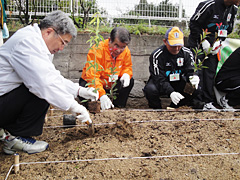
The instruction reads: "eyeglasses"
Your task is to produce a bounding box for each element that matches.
[52,28,68,47]
[113,44,126,51]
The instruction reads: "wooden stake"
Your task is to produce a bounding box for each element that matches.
[14,153,19,173]
[45,114,48,123]
[50,105,53,116]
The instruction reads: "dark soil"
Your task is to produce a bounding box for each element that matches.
[0,97,239,180]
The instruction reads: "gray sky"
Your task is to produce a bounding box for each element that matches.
[97,0,204,17]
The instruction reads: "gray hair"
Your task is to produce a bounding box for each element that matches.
[39,10,77,38]
[110,27,131,44]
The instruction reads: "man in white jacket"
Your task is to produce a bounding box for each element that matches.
[0,10,98,155]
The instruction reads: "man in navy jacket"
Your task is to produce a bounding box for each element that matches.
[188,0,239,111]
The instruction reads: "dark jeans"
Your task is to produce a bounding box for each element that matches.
[143,78,202,109]
[0,84,49,136]
[79,77,134,108]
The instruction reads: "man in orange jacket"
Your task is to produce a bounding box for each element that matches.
[80,27,134,110]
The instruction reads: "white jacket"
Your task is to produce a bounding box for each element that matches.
[0,23,79,110]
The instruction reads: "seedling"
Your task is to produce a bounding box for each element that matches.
[184,29,218,94]
[82,12,104,103]
[105,63,118,102]
[192,29,212,73]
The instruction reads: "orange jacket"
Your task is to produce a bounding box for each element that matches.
[81,39,133,98]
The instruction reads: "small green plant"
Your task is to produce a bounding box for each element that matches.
[82,12,104,103]
[192,29,212,73]
[105,64,118,101]
[184,29,214,94]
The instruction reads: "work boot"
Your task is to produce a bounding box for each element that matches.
[219,96,236,112]
[3,135,49,155]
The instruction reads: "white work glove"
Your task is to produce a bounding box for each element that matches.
[201,39,211,53]
[189,75,200,89]
[211,40,221,55]
[69,101,92,124]
[100,95,114,110]
[2,23,9,39]
[120,73,130,88]
[78,87,99,101]
[170,92,185,105]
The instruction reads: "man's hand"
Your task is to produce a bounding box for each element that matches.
[211,40,221,55]
[69,102,92,124]
[189,75,200,89]
[120,73,130,88]
[100,95,114,110]
[202,39,211,53]
[170,92,185,105]
[78,87,99,101]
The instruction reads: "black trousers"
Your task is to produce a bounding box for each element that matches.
[215,78,240,106]
[143,78,202,109]
[201,54,219,103]
[79,77,134,108]
[0,84,49,136]
[189,47,218,104]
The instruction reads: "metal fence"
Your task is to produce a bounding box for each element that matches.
[6,0,204,23]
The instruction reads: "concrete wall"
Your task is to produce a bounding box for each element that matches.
[53,33,165,82]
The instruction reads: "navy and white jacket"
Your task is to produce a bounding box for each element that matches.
[188,0,238,48]
[148,45,195,95]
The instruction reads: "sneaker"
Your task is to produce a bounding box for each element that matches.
[3,135,49,155]
[219,96,236,112]
[0,129,6,141]
[203,102,221,112]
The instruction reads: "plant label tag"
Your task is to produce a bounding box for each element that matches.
[169,74,180,81]
[109,75,118,82]
[218,30,227,37]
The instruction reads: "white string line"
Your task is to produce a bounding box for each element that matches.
[5,165,13,180]
[44,122,116,129]
[102,108,240,112]
[48,108,62,111]
[48,108,240,113]
[43,118,240,129]
[46,115,64,118]
[5,152,240,180]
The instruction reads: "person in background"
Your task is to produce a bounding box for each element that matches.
[0,10,98,155]
[143,27,202,109]
[0,0,9,45]
[79,27,134,110]
[187,0,240,111]
[215,47,240,112]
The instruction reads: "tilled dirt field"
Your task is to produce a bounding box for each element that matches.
[0,97,240,180]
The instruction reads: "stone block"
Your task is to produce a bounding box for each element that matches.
[69,53,87,72]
